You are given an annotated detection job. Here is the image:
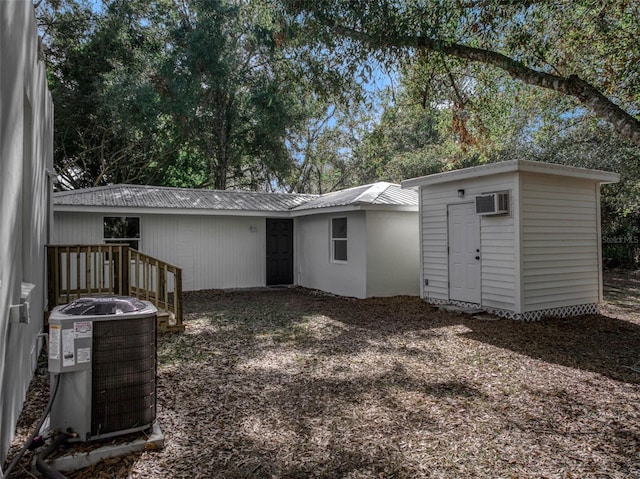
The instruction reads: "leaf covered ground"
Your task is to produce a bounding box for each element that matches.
[5,272,640,478]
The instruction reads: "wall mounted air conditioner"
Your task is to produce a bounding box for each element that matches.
[475,192,509,215]
[48,296,157,442]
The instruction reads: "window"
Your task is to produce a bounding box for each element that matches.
[331,217,347,262]
[103,217,140,250]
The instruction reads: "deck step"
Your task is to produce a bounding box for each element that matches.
[157,310,184,333]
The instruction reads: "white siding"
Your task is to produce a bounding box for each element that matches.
[521,173,600,310]
[54,212,268,291]
[481,215,517,311]
[420,173,517,310]
[143,215,266,291]
[53,212,103,244]
[365,210,420,297]
[295,211,367,298]
[0,2,54,461]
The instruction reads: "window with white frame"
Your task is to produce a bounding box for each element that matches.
[103,217,140,250]
[331,217,347,262]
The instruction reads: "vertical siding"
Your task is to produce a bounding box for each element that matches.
[365,210,420,297]
[521,173,600,310]
[295,211,367,298]
[420,173,517,310]
[53,212,103,244]
[54,212,268,291]
[142,214,266,291]
[0,1,54,462]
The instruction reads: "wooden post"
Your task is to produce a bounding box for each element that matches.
[121,246,130,296]
[174,267,183,330]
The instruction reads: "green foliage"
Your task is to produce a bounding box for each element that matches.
[38,0,312,190]
[282,0,640,147]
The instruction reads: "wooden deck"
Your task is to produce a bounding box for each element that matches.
[46,244,184,332]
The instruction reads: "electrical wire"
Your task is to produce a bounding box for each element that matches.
[2,373,61,478]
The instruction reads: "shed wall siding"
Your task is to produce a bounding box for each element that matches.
[420,173,517,310]
[365,210,420,297]
[521,173,600,310]
[295,212,367,298]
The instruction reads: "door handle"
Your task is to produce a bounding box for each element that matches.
[475,256,480,260]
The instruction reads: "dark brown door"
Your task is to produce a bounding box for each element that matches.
[266,219,294,285]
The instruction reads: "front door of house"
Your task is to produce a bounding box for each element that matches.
[266,218,293,285]
[448,203,481,304]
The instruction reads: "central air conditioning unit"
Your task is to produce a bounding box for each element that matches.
[48,296,157,442]
[475,192,509,215]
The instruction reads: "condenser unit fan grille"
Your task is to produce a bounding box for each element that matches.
[91,316,156,437]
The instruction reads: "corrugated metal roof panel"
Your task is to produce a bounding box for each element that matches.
[292,182,417,211]
[53,182,418,212]
[291,184,373,211]
[372,184,417,205]
[54,185,316,211]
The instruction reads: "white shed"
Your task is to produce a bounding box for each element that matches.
[53,182,419,299]
[402,160,619,320]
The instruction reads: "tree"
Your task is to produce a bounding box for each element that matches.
[351,88,446,183]
[160,0,302,190]
[38,0,308,190]
[38,0,181,188]
[282,0,640,148]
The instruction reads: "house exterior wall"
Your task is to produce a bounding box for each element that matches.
[419,173,518,311]
[295,211,368,298]
[365,210,420,297]
[53,212,268,291]
[521,172,601,312]
[0,1,54,462]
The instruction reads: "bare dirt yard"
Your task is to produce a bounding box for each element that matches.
[5,272,640,478]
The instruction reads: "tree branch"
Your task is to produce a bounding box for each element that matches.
[329,23,640,147]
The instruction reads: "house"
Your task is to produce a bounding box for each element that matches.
[0,1,55,463]
[52,182,420,299]
[402,160,619,320]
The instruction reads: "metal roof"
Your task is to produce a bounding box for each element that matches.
[53,182,417,213]
[291,182,417,211]
[54,184,316,212]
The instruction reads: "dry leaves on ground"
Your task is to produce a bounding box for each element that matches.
[5,273,640,478]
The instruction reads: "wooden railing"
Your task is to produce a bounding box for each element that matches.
[46,244,184,332]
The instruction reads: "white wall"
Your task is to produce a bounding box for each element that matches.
[295,211,368,298]
[419,173,518,310]
[143,215,266,291]
[53,212,103,244]
[521,172,600,311]
[0,1,54,462]
[54,212,268,291]
[365,210,420,297]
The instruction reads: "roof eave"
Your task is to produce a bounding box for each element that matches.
[53,205,293,217]
[290,203,417,217]
[401,160,620,188]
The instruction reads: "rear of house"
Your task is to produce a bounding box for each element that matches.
[53,183,420,299]
[292,184,419,298]
[0,2,55,462]
[402,160,619,320]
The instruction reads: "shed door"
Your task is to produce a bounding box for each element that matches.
[448,203,481,304]
[266,219,293,285]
